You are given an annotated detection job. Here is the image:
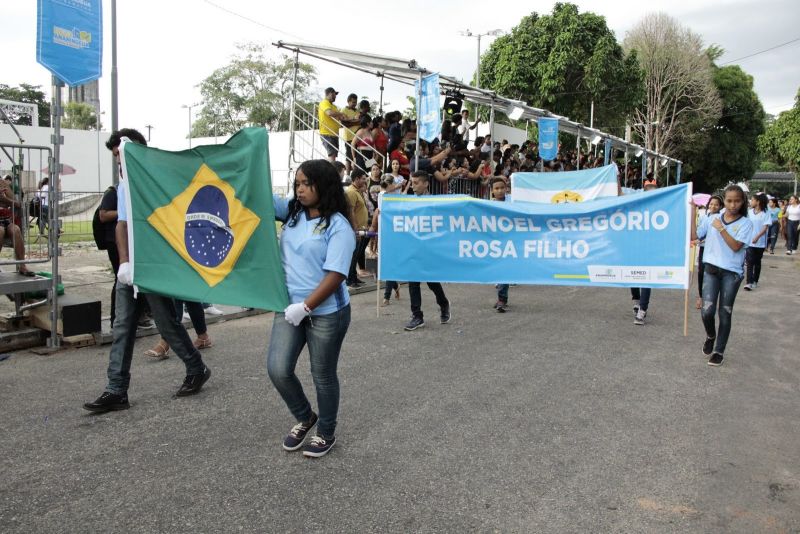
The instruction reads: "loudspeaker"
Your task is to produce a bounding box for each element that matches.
[31,294,101,336]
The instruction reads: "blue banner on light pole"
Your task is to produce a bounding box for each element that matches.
[416,73,441,143]
[538,117,559,161]
[36,0,103,86]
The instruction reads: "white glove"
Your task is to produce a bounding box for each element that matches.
[284,302,310,326]
[117,262,133,286]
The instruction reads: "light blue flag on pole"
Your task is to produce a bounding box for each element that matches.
[36,0,103,86]
[416,73,441,143]
[538,117,559,161]
[511,164,619,204]
[378,183,693,289]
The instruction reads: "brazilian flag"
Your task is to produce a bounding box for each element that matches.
[121,127,288,311]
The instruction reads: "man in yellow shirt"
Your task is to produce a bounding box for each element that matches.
[345,168,369,286]
[319,87,347,162]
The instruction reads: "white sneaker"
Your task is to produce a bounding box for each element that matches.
[182,312,190,321]
[751,282,758,289]
[743,284,752,291]
[634,308,646,325]
[204,305,224,316]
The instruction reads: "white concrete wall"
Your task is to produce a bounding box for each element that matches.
[0,124,113,193]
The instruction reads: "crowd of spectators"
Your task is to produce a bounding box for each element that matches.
[318,86,646,203]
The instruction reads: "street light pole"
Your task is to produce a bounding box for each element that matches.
[96,110,105,192]
[182,103,201,149]
[459,29,503,89]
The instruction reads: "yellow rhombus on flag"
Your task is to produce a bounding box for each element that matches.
[147,163,260,287]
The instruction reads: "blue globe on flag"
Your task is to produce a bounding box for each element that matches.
[184,185,234,268]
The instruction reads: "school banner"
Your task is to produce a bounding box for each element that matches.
[538,117,559,161]
[416,73,441,143]
[379,183,692,289]
[511,164,619,204]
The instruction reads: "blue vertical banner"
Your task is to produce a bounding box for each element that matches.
[36,0,103,86]
[416,73,441,143]
[538,117,559,161]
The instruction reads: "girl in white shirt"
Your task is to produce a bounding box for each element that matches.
[785,194,800,254]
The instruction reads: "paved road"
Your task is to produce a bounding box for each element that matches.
[1,249,798,533]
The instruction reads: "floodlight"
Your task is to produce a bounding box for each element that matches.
[635,149,643,157]
[508,106,524,120]
[590,135,602,145]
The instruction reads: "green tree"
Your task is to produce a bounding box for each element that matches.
[759,89,800,172]
[0,83,51,126]
[62,101,99,130]
[478,3,643,131]
[192,43,317,137]
[685,64,765,191]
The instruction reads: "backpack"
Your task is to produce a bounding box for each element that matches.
[93,186,116,250]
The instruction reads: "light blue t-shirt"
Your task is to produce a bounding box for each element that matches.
[768,206,780,224]
[274,195,355,315]
[116,180,128,222]
[747,209,771,249]
[697,213,753,275]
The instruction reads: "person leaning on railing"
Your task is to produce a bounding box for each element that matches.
[0,177,33,275]
[318,87,348,163]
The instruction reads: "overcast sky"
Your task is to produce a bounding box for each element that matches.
[4,0,799,149]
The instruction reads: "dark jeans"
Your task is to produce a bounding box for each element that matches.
[107,246,150,328]
[267,305,351,439]
[630,287,651,311]
[174,299,207,335]
[787,219,799,251]
[697,246,705,297]
[496,284,509,303]
[347,236,369,284]
[700,263,743,355]
[768,222,780,252]
[745,247,765,284]
[409,282,448,319]
[383,280,398,300]
[106,285,206,394]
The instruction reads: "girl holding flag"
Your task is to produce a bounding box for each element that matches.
[692,185,753,367]
[267,159,355,458]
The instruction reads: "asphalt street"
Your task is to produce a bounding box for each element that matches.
[0,246,798,533]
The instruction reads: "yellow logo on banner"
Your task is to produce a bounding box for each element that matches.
[147,164,260,287]
[551,190,584,203]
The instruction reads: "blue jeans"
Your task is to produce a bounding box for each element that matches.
[700,263,743,355]
[767,222,780,252]
[496,284,509,303]
[267,305,351,438]
[106,285,206,394]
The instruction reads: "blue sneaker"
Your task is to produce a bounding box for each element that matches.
[302,435,336,458]
[282,412,318,451]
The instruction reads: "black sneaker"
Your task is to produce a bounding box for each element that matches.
[404,315,425,331]
[176,366,211,397]
[137,317,156,329]
[282,412,318,451]
[707,353,724,366]
[302,435,336,458]
[440,300,451,324]
[702,337,716,356]
[83,391,129,413]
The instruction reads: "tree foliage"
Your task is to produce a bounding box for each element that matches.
[687,65,765,191]
[192,43,317,137]
[62,101,99,130]
[0,83,51,126]
[478,3,642,130]
[624,13,722,175]
[759,88,800,172]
